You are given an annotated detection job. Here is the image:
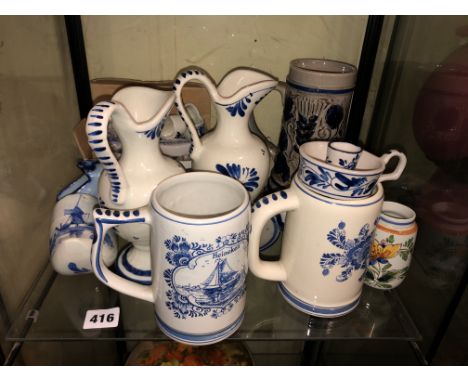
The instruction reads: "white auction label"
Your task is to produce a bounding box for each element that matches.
[83,307,120,329]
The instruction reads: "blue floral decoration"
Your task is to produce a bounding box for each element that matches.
[338,157,358,170]
[216,163,259,192]
[140,120,165,140]
[325,104,344,130]
[320,221,372,282]
[225,94,252,117]
[303,164,376,197]
[68,262,90,274]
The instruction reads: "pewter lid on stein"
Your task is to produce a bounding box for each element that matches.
[287,58,357,90]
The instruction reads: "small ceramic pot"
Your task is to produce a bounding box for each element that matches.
[364,201,418,290]
[297,141,407,199]
[50,224,117,276]
[51,193,97,225]
[50,193,117,275]
[326,141,362,170]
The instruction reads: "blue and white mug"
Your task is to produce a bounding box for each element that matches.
[249,179,384,318]
[91,172,250,345]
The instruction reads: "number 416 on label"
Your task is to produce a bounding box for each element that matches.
[83,307,120,329]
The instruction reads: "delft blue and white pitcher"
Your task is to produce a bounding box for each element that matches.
[86,86,185,284]
[173,67,280,200]
[248,143,384,318]
[91,172,250,345]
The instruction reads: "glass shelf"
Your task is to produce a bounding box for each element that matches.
[6,262,422,343]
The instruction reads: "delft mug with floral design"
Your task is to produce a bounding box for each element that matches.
[365,201,417,290]
[91,172,250,345]
[248,164,384,318]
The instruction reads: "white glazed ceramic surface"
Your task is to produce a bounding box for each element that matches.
[248,177,384,318]
[326,141,362,170]
[297,141,407,199]
[50,228,117,276]
[50,194,117,275]
[91,172,250,345]
[51,193,97,225]
[174,67,279,200]
[86,86,186,282]
[365,201,417,290]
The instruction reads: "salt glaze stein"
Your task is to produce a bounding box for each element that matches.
[86,86,185,284]
[248,143,384,318]
[174,66,279,200]
[91,172,250,345]
[270,58,358,189]
[365,201,417,290]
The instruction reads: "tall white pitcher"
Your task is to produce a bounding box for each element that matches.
[86,86,185,284]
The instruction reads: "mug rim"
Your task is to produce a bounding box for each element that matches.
[290,58,357,75]
[328,141,363,155]
[151,172,250,225]
[288,58,357,90]
[380,201,416,225]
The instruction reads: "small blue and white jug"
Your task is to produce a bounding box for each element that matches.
[91,172,250,345]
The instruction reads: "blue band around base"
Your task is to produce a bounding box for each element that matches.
[155,312,244,346]
[278,282,360,317]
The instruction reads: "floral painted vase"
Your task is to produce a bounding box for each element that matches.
[365,201,417,290]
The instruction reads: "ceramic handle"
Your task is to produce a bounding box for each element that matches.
[276,81,286,105]
[379,150,407,183]
[86,102,128,205]
[91,207,154,303]
[248,189,299,281]
[173,68,218,160]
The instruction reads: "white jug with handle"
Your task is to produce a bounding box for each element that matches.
[86,86,185,284]
[173,67,280,200]
[248,143,385,317]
